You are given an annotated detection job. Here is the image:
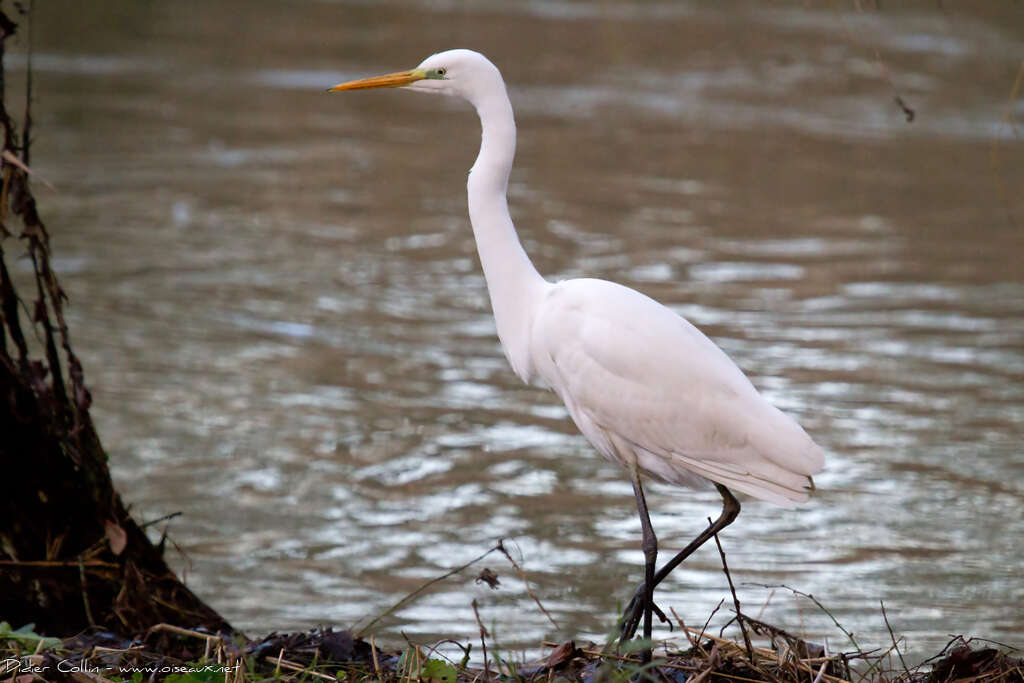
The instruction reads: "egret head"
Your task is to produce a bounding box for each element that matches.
[328,49,502,105]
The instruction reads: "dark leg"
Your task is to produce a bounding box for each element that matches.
[629,471,658,664]
[619,483,741,642]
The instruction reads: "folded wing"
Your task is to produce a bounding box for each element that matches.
[531,278,824,507]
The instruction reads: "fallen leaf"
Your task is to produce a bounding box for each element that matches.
[545,640,579,669]
[105,520,127,555]
[1,149,57,191]
[475,567,500,589]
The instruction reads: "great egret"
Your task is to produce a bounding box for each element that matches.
[329,49,824,661]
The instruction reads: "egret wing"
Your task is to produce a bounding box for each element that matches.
[532,279,823,505]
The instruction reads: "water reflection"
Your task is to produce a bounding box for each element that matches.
[11,0,1024,661]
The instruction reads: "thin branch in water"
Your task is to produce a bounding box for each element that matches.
[496,538,560,632]
[846,0,916,123]
[139,510,183,530]
[355,542,503,637]
[757,588,776,622]
[892,94,915,123]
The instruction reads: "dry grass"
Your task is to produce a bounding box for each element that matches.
[2,616,1021,683]
[2,540,1021,683]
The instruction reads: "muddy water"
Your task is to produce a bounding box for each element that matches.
[10,0,1023,659]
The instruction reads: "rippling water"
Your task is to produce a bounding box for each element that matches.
[10,0,1023,660]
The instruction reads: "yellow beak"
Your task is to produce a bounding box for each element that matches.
[328,68,425,92]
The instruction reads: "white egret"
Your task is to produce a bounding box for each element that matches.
[329,50,824,661]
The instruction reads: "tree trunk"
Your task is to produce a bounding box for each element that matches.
[0,5,232,638]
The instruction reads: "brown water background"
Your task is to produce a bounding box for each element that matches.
[8,0,1024,661]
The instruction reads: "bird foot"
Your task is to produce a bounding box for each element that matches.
[618,583,671,642]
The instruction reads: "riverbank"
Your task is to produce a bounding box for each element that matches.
[2,612,1020,682]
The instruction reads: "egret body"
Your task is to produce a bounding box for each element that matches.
[329,49,824,660]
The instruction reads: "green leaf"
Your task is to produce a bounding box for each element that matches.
[164,669,223,683]
[0,622,61,649]
[420,658,457,683]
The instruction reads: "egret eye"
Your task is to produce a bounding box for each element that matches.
[436,68,447,77]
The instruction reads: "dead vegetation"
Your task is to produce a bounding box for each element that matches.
[1,537,1021,682]
[2,599,1021,683]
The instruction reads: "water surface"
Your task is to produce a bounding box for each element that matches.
[10,0,1024,660]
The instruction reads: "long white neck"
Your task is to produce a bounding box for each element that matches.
[466,81,549,383]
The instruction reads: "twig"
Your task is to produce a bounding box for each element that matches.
[880,600,909,678]
[741,615,805,652]
[757,589,775,621]
[664,622,853,683]
[0,559,119,567]
[856,639,904,681]
[747,583,860,651]
[418,638,469,670]
[139,511,183,530]
[272,657,336,681]
[916,634,969,668]
[812,661,828,683]
[370,634,382,679]
[146,623,223,642]
[689,665,714,683]
[497,539,560,631]
[542,641,698,672]
[954,636,1020,652]
[273,648,285,677]
[472,598,491,682]
[78,554,95,627]
[850,0,915,122]
[713,672,793,683]
[791,658,851,683]
[710,518,753,662]
[699,599,724,644]
[355,543,503,637]
[670,608,700,651]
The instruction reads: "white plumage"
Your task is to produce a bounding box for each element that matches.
[330,48,825,658]
[531,278,823,507]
